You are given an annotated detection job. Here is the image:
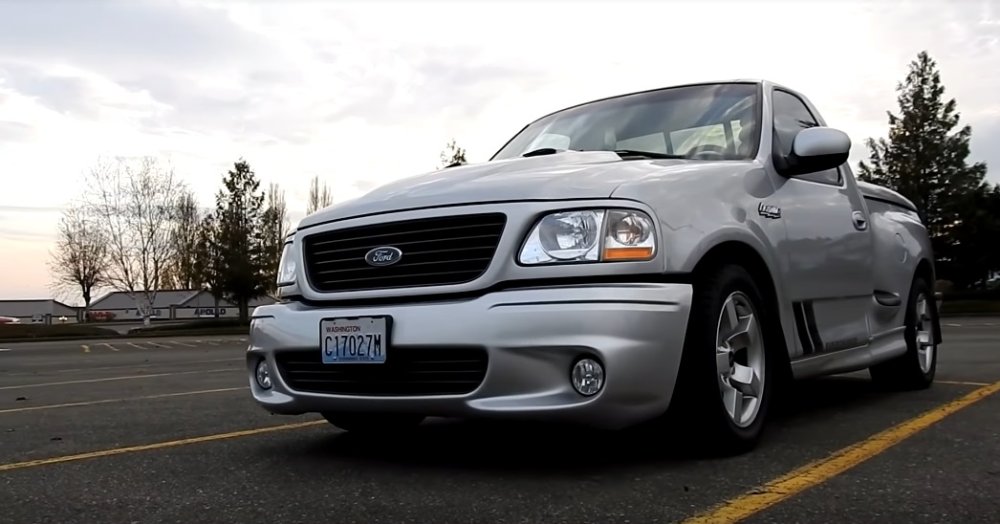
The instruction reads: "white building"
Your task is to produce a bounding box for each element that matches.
[88,289,277,321]
[0,300,81,324]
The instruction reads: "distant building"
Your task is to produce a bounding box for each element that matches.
[0,300,81,325]
[88,289,277,321]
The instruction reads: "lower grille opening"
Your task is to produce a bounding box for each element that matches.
[274,346,488,396]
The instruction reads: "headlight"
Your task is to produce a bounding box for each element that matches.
[277,242,296,286]
[519,208,656,264]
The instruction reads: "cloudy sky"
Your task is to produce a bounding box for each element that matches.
[1,0,998,301]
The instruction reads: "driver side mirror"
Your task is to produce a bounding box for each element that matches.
[779,127,851,177]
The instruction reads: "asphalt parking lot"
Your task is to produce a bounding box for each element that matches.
[0,319,998,524]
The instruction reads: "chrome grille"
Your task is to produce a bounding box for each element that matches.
[302,213,506,293]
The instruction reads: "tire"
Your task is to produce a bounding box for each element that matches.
[321,412,425,433]
[667,264,776,454]
[869,276,937,390]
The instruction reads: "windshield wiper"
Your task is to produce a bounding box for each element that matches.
[520,148,686,160]
[606,149,687,159]
[521,147,562,157]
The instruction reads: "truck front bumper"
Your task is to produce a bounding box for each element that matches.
[247,283,693,430]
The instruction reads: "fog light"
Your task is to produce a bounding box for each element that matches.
[255,360,272,389]
[571,358,604,396]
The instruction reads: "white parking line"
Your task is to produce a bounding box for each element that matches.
[168,340,197,348]
[0,387,246,414]
[145,341,172,349]
[945,323,962,327]
[99,343,120,352]
[0,348,10,352]
[0,368,235,390]
[126,342,151,350]
[0,358,238,377]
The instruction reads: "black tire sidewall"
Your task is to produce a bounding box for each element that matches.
[676,264,774,446]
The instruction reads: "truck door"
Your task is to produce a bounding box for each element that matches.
[765,88,875,358]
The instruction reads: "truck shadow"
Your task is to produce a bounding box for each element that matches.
[271,373,920,475]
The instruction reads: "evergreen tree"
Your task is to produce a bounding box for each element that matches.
[944,185,1000,289]
[163,190,201,289]
[211,159,269,322]
[194,212,226,318]
[858,51,989,286]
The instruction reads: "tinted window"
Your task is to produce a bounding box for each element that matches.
[772,90,842,185]
[492,83,761,161]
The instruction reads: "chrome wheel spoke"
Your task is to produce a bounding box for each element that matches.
[722,383,743,420]
[723,298,740,334]
[726,315,754,350]
[730,363,760,396]
[716,348,732,375]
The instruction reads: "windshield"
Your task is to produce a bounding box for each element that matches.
[491,83,761,161]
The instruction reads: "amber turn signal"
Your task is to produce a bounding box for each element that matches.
[602,246,655,261]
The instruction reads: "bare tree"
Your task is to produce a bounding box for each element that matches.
[262,182,290,294]
[306,175,333,214]
[439,138,468,168]
[83,156,186,325]
[48,205,108,320]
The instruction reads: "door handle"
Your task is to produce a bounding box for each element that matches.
[852,211,868,231]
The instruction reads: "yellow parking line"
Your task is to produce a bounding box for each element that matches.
[0,368,234,390]
[683,380,1000,524]
[0,420,326,473]
[0,387,246,414]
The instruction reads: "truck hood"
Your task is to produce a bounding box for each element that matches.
[298,151,702,229]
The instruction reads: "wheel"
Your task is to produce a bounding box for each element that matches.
[321,412,425,433]
[869,276,937,390]
[667,264,776,453]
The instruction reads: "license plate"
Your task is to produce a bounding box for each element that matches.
[319,316,389,364]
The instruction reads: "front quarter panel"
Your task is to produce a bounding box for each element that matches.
[612,162,797,357]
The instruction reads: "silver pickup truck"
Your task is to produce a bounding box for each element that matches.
[249,79,941,450]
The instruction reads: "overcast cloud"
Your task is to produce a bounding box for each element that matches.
[1,0,998,299]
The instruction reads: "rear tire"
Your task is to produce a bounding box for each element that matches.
[321,412,425,433]
[869,276,937,390]
[667,264,776,454]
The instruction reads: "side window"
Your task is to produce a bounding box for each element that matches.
[772,91,842,185]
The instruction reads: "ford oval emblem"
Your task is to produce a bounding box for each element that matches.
[364,246,403,267]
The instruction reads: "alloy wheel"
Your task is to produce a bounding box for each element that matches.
[715,291,766,428]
